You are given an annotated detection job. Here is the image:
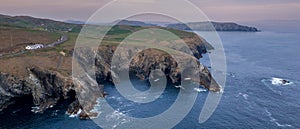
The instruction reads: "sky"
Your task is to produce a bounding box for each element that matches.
[1,0,300,24]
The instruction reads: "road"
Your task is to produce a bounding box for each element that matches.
[46,34,68,47]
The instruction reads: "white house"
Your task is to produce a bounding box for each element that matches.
[25,44,44,50]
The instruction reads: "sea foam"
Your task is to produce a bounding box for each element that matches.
[193,87,207,92]
[265,108,292,127]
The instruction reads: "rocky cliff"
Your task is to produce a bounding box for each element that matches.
[0,68,74,112]
[67,34,221,118]
[0,27,220,119]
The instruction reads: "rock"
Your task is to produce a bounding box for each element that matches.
[281,80,290,85]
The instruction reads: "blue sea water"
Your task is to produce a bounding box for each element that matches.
[1,31,299,128]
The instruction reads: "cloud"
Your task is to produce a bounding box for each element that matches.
[124,0,157,4]
[0,0,299,22]
[189,0,300,21]
[190,0,300,7]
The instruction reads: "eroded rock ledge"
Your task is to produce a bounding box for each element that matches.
[0,35,220,119]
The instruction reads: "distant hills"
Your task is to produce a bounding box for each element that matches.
[112,20,259,32]
[0,14,259,32]
[112,20,157,27]
[0,14,82,32]
[64,20,85,25]
[167,22,259,32]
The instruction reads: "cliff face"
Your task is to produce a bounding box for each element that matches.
[0,73,31,111]
[27,68,75,112]
[0,68,74,113]
[128,48,220,91]
[96,46,219,90]
[0,34,221,119]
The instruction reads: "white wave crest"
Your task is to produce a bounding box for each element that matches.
[236,92,249,100]
[175,85,185,90]
[69,109,82,118]
[193,87,207,92]
[271,77,293,86]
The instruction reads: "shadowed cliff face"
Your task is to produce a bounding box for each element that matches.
[0,33,220,119]
[0,73,31,111]
[27,67,74,113]
[128,48,220,92]
[0,68,74,113]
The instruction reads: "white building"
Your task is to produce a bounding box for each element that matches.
[25,44,44,50]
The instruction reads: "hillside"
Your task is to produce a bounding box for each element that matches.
[0,14,82,32]
[114,20,157,27]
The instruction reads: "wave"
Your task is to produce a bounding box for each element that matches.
[105,110,126,121]
[261,77,294,86]
[31,106,40,113]
[226,72,236,78]
[153,78,160,82]
[235,92,249,100]
[183,78,191,81]
[265,108,293,127]
[68,109,82,118]
[261,79,282,95]
[105,110,130,129]
[12,108,22,114]
[270,77,293,86]
[175,85,185,90]
[51,110,59,116]
[193,87,207,92]
[261,77,296,95]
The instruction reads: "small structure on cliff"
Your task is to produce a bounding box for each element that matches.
[25,44,44,50]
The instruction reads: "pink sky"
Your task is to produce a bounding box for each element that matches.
[1,0,300,23]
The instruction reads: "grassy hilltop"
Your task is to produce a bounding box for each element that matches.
[0,14,205,78]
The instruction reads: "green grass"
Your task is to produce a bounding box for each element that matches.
[2,24,199,59]
[58,32,78,47]
[49,32,61,41]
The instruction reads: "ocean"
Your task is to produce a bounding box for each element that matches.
[1,31,299,129]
